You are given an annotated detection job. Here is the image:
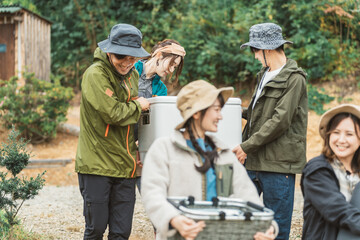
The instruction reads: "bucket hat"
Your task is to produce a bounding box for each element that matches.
[319,104,360,139]
[240,23,293,50]
[98,23,150,58]
[175,80,234,130]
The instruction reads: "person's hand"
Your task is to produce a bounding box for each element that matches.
[136,150,143,168]
[136,156,143,168]
[232,144,247,164]
[170,215,206,240]
[253,226,275,240]
[135,97,150,111]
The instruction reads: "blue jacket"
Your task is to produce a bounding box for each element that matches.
[135,60,167,96]
[301,155,360,239]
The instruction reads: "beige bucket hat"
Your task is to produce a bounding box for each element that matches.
[319,104,360,139]
[175,80,234,130]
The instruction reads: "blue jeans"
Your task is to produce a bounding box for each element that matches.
[247,170,295,240]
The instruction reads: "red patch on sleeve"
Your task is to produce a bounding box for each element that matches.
[105,88,113,97]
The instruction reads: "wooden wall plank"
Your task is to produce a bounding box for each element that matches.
[0,24,15,80]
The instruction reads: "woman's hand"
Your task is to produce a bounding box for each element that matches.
[253,226,275,240]
[136,97,150,111]
[170,215,206,240]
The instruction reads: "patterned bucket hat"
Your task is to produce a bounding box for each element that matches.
[240,23,292,50]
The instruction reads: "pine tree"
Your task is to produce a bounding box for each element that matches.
[0,126,45,235]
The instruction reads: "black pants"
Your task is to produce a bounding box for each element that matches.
[78,173,136,240]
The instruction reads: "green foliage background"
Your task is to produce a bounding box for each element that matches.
[0,73,74,143]
[2,0,360,104]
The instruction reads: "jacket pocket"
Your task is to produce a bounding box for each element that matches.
[265,132,305,162]
[261,88,283,118]
[101,124,131,156]
[215,164,233,197]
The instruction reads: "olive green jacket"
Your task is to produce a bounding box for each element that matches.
[75,48,142,178]
[241,59,308,174]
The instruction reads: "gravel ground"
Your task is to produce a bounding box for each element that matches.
[18,186,154,240]
[17,182,303,240]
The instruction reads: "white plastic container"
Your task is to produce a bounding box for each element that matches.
[138,96,242,161]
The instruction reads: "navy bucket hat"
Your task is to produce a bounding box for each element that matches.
[98,23,150,58]
[240,23,292,50]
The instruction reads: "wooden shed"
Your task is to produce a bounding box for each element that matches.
[0,5,52,84]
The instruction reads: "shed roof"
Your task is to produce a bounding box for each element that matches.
[0,5,22,13]
[0,4,52,24]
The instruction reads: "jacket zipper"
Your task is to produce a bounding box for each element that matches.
[104,76,136,177]
[123,77,137,177]
[198,154,206,201]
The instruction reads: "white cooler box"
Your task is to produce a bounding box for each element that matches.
[138,96,242,161]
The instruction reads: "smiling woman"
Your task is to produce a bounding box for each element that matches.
[134,39,186,98]
[301,104,360,240]
[75,23,151,240]
[107,54,140,75]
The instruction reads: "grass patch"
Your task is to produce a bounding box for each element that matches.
[0,224,53,240]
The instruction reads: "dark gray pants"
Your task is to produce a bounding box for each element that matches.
[78,173,136,240]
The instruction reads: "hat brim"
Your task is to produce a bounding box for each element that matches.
[175,87,234,130]
[319,104,360,139]
[98,39,150,58]
[240,40,293,50]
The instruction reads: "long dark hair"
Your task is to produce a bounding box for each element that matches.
[322,112,360,173]
[184,94,225,173]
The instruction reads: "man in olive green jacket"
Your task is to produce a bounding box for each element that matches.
[75,23,150,240]
[233,23,308,240]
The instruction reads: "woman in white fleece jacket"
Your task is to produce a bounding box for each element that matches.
[141,80,277,240]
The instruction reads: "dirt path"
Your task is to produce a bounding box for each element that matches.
[16,180,304,240]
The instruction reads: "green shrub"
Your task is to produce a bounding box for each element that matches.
[0,72,74,143]
[307,84,335,115]
[0,127,45,237]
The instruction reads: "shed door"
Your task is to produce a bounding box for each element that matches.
[0,24,15,81]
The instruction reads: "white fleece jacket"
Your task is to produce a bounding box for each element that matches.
[141,130,265,240]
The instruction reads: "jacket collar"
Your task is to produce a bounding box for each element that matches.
[303,155,335,177]
[170,130,230,152]
[257,58,307,87]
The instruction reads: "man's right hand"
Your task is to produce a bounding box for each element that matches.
[170,215,206,240]
[232,144,247,164]
[135,97,150,111]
